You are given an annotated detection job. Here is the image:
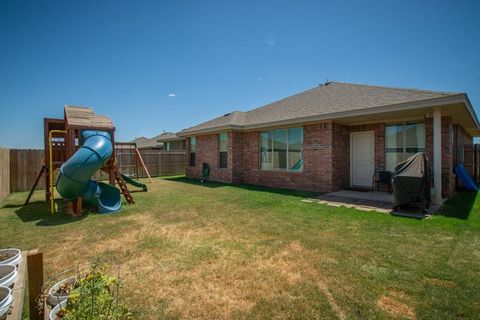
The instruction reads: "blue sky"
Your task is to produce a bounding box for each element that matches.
[1,0,479,148]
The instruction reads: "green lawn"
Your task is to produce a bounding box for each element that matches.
[1,177,479,319]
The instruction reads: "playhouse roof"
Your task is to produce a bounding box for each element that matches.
[64,106,115,130]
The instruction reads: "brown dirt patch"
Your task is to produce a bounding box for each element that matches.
[377,295,416,319]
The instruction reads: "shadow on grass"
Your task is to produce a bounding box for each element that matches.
[435,190,478,220]
[14,200,88,226]
[164,176,320,198]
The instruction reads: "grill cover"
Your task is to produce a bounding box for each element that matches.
[392,152,431,210]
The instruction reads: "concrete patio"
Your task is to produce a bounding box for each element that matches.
[302,189,440,218]
[308,190,394,213]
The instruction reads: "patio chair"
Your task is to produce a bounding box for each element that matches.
[372,170,393,194]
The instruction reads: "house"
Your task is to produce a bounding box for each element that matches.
[156,132,185,151]
[130,136,163,149]
[177,81,480,204]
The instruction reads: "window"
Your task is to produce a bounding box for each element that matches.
[165,142,170,151]
[219,132,228,168]
[260,127,303,171]
[385,123,425,171]
[260,131,273,170]
[189,137,196,167]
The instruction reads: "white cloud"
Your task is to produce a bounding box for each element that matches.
[167,93,177,97]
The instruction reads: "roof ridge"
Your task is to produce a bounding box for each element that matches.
[329,81,460,95]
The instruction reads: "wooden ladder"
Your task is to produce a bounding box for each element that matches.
[114,168,135,204]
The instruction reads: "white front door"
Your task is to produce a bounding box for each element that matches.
[351,131,375,187]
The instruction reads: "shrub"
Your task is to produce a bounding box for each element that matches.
[54,259,132,320]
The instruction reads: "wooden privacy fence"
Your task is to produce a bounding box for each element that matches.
[464,144,480,184]
[10,149,45,193]
[0,147,10,202]
[92,150,186,180]
[3,148,185,193]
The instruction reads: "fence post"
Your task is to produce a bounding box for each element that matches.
[158,152,161,177]
[27,250,44,320]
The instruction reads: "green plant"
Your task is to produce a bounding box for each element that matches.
[55,259,131,320]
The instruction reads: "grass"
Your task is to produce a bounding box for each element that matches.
[1,176,479,319]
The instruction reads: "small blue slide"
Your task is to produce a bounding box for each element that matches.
[56,130,122,213]
[455,164,478,192]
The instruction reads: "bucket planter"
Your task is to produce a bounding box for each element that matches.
[47,276,77,306]
[0,286,13,317]
[0,249,21,267]
[49,299,67,320]
[0,265,17,287]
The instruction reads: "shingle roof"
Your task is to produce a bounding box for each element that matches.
[130,136,163,149]
[155,132,181,142]
[180,111,246,133]
[178,81,461,135]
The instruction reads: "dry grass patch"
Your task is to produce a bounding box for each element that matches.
[159,209,199,223]
[377,295,416,319]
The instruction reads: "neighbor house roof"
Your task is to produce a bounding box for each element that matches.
[155,132,182,143]
[178,81,480,136]
[130,136,163,149]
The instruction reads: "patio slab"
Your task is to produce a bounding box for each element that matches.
[303,190,393,214]
[302,190,439,218]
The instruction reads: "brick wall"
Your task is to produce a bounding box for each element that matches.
[240,123,336,192]
[231,131,243,183]
[185,133,233,183]
[185,118,471,195]
[331,123,349,190]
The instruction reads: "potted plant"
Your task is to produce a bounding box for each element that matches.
[0,249,21,267]
[0,286,13,317]
[47,276,77,306]
[0,264,17,287]
[44,259,131,320]
[49,299,67,320]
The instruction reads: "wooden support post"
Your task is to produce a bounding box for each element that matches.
[25,166,46,206]
[135,148,152,183]
[109,164,116,186]
[135,147,139,180]
[27,251,44,320]
[72,197,83,216]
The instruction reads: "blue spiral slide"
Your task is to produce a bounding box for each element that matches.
[56,130,122,213]
[455,164,478,192]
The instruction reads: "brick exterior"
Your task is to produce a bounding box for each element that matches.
[185,134,233,183]
[242,124,334,192]
[185,119,472,195]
